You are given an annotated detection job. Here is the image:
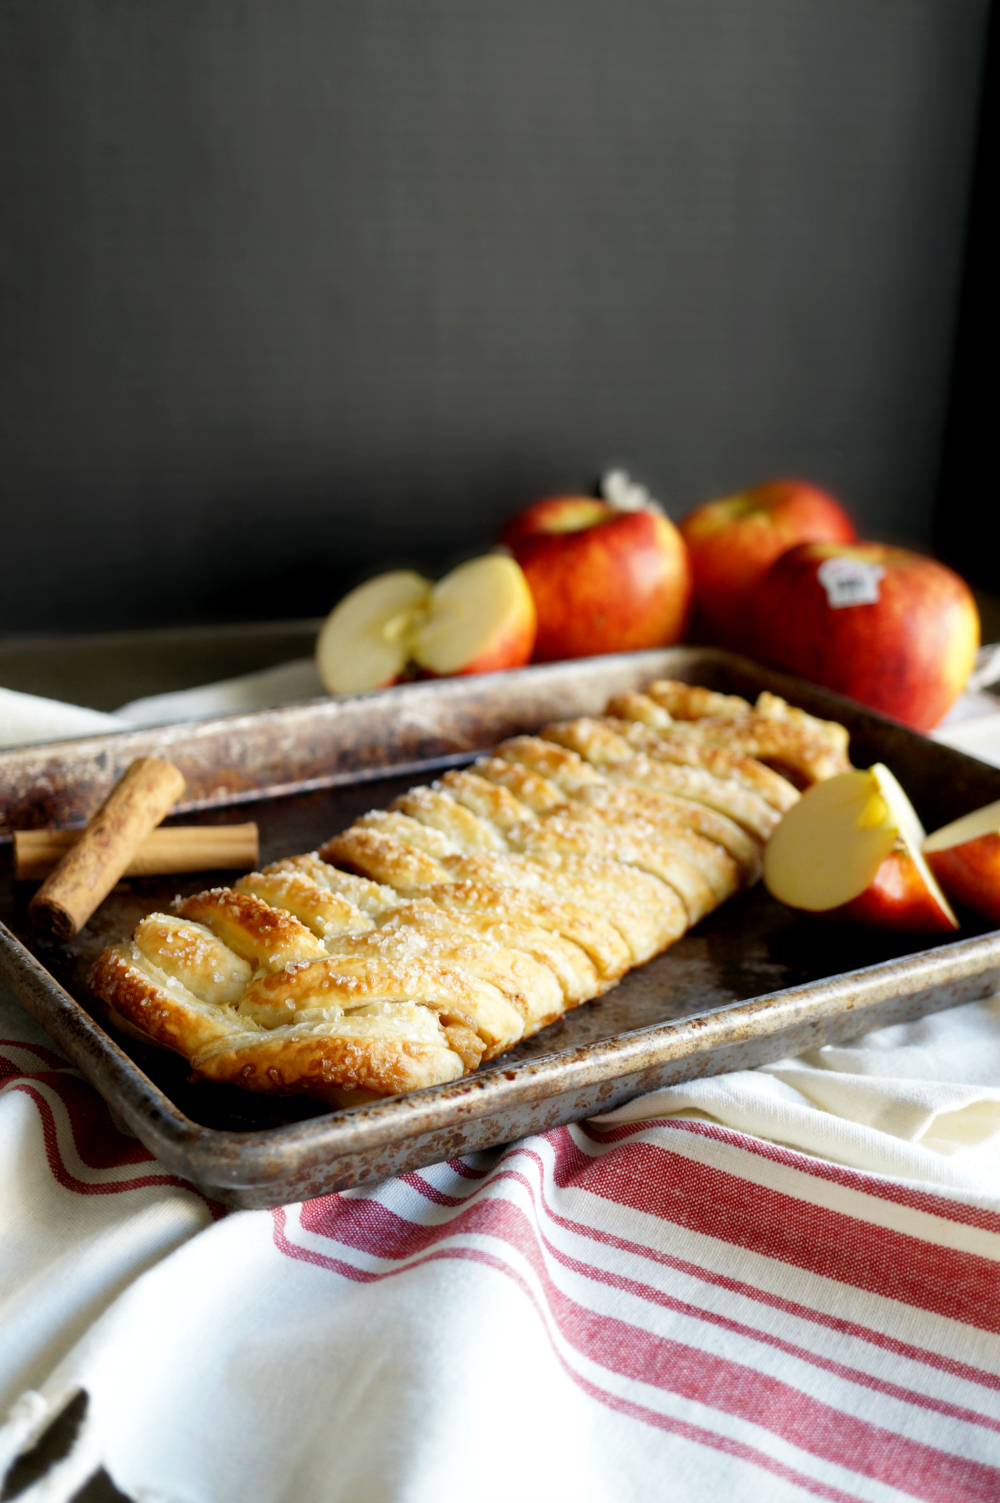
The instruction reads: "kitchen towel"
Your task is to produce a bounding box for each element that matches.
[4,652,1000,1498]
[2,975,999,1503]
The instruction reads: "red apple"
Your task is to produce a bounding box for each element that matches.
[498,496,613,552]
[833,849,959,932]
[679,479,856,645]
[497,496,692,661]
[316,555,536,694]
[923,801,1000,924]
[751,542,980,732]
[764,763,958,931]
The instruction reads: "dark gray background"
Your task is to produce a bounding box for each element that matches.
[0,0,990,636]
[936,0,997,591]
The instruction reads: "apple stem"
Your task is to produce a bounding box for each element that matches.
[600,468,664,515]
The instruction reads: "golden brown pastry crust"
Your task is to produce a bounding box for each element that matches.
[509,849,686,965]
[318,827,447,891]
[604,691,674,730]
[568,782,761,882]
[391,788,509,853]
[235,870,375,939]
[234,871,374,937]
[643,681,752,721]
[264,854,401,917]
[604,719,800,812]
[418,888,600,1004]
[439,850,639,973]
[495,736,605,793]
[357,901,565,1028]
[599,756,780,842]
[458,760,566,817]
[133,913,252,1007]
[236,950,523,1059]
[641,680,850,785]
[89,677,852,1109]
[753,690,850,758]
[540,721,782,841]
[507,810,718,925]
[191,1009,465,1099]
[179,888,328,970]
[664,715,849,786]
[90,943,251,1058]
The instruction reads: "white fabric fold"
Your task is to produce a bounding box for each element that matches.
[0,658,327,749]
[0,688,129,749]
[594,994,1000,1195]
[114,657,325,726]
[4,977,1000,1502]
[929,655,1000,766]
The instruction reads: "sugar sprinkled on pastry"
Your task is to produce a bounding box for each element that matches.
[90,679,851,1107]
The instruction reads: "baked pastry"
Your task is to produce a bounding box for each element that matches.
[89,680,847,1108]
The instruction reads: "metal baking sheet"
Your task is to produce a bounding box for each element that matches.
[3,647,1000,1208]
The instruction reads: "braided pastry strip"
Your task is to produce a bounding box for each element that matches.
[89,682,846,1108]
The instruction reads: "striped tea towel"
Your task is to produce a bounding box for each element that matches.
[2,979,1000,1503]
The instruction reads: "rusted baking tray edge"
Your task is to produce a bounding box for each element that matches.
[0,648,704,837]
[4,917,999,1209]
[1,644,986,838]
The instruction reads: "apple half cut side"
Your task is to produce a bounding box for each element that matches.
[412,554,536,677]
[316,556,536,695]
[316,570,432,695]
[763,763,958,932]
[923,800,1000,925]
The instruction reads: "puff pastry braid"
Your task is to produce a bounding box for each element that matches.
[90,681,848,1108]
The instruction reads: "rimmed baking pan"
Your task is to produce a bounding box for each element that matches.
[3,648,999,1208]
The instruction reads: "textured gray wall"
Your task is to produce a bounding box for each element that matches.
[936,0,998,592]
[0,0,988,633]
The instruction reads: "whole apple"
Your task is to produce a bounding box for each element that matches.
[752,542,980,731]
[497,496,692,661]
[679,479,856,645]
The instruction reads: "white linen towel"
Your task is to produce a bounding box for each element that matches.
[4,643,1000,1499]
[2,980,1000,1503]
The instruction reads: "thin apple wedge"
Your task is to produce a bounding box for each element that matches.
[832,849,960,931]
[923,800,1000,924]
[764,763,958,931]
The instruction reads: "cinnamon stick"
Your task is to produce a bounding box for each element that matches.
[15,823,259,882]
[29,757,187,938]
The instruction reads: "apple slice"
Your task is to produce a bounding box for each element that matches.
[834,849,959,932]
[411,554,536,677]
[923,800,1000,924]
[764,763,958,931]
[316,570,431,694]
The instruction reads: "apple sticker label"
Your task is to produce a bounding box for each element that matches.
[817,557,885,609]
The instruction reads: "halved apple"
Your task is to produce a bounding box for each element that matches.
[923,800,1000,924]
[764,763,958,931]
[411,555,536,677]
[316,570,431,695]
[316,555,536,695]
